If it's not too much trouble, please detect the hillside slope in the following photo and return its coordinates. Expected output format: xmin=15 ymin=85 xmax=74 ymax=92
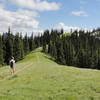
xmin=0 ymin=48 xmax=100 ymax=100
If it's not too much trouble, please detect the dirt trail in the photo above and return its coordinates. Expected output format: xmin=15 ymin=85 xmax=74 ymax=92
xmin=0 ymin=63 xmax=33 ymax=83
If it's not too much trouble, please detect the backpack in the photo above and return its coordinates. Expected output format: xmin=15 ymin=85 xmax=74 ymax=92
xmin=10 ymin=61 xmax=14 ymax=67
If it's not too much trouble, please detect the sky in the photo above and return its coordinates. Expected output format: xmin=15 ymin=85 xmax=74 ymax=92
xmin=0 ymin=0 xmax=100 ymax=35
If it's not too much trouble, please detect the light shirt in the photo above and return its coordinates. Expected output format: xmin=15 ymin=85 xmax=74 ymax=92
xmin=10 ymin=59 xmax=15 ymax=63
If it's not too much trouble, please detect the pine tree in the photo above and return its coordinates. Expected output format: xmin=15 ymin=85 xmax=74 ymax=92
xmin=43 ymin=30 xmax=50 ymax=44
xmin=52 ymin=42 xmax=57 ymax=59
xmin=29 ymin=33 xmax=35 ymax=51
xmin=2 ymin=33 xmax=6 ymax=62
xmin=56 ymin=36 xmax=66 ymax=64
xmin=42 ymin=40 xmax=46 ymax=52
xmin=20 ymin=33 xmax=24 ymax=59
xmin=23 ymin=34 xmax=29 ymax=55
xmin=60 ymin=29 xmax=64 ymax=35
xmin=0 ymin=35 xmax=4 ymax=65
xmin=5 ymin=28 xmax=13 ymax=64
xmin=77 ymin=48 xmax=86 ymax=67
xmin=13 ymin=33 xmax=21 ymax=62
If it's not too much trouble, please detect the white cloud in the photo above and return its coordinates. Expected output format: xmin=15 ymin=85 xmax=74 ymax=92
xmin=2 ymin=0 xmax=60 ymax=11
xmin=0 ymin=8 xmax=39 ymax=34
xmin=71 ymin=11 xmax=88 ymax=16
xmin=54 ymin=22 xmax=80 ymax=32
xmin=32 ymin=30 xmax=44 ymax=36
xmin=0 ymin=0 xmax=60 ymax=35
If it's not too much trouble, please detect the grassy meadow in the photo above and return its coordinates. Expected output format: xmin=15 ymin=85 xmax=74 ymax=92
xmin=0 ymin=48 xmax=100 ymax=100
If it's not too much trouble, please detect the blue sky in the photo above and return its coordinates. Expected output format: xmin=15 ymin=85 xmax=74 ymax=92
xmin=0 ymin=0 xmax=100 ymax=35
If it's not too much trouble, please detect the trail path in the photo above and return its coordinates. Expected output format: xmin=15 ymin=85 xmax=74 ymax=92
xmin=0 ymin=63 xmax=33 ymax=83
xmin=36 ymin=53 xmax=40 ymax=64
xmin=0 ymin=48 xmax=40 ymax=83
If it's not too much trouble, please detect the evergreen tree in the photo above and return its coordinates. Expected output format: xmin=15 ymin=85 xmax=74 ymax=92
xmin=56 ymin=36 xmax=66 ymax=64
xmin=2 ymin=33 xmax=6 ymax=62
xmin=77 ymin=48 xmax=86 ymax=67
xmin=42 ymin=40 xmax=46 ymax=52
xmin=20 ymin=33 xmax=24 ymax=59
xmin=23 ymin=34 xmax=29 ymax=55
xmin=29 ymin=33 xmax=35 ymax=51
xmin=0 ymin=35 xmax=4 ymax=65
xmin=52 ymin=42 xmax=57 ymax=59
xmin=60 ymin=29 xmax=64 ymax=35
xmin=43 ymin=30 xmax=50 ymax=44
xmin=5 ymin=28 xmax=13 ymax=64
xmin=13 ymin=33 xmax=21 ymax=62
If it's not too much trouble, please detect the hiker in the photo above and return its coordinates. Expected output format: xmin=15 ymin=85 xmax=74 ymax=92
xmin=9 ymin=57 xmax=15 ymax=75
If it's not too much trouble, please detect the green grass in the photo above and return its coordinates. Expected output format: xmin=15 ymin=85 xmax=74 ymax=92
xmin=64 ymin=33 xmax=72 ymax=36
xmin=60 ymin=33 xmax=72 ymax=38
xmin=0 ymin=48 xmax=100 ymax=100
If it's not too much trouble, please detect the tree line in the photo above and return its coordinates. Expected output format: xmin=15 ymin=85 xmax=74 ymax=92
xmin=1 ymin=27 xmax=100 ymax=70
xmin=0 ymin=28 xmax=42 ymax=66
xmin=42 ymin=29 xmax=100 ymax=70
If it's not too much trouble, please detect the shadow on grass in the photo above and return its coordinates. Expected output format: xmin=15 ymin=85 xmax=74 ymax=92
xmin=43 ymin=53 xmax=67 ymax=65
xmin=8 ymin=75 xmax=18 ymax=80
xmin=0 ymin=75 xmax=5 ymax=79
xmin=38 ymin=49 xmax=100 ymax=70
xmin=43 ymin=55 xmax=56 ymax=62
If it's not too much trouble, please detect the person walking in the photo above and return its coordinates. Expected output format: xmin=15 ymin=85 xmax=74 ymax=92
xmin=9 ymin=57 xmax=15 ymax=75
